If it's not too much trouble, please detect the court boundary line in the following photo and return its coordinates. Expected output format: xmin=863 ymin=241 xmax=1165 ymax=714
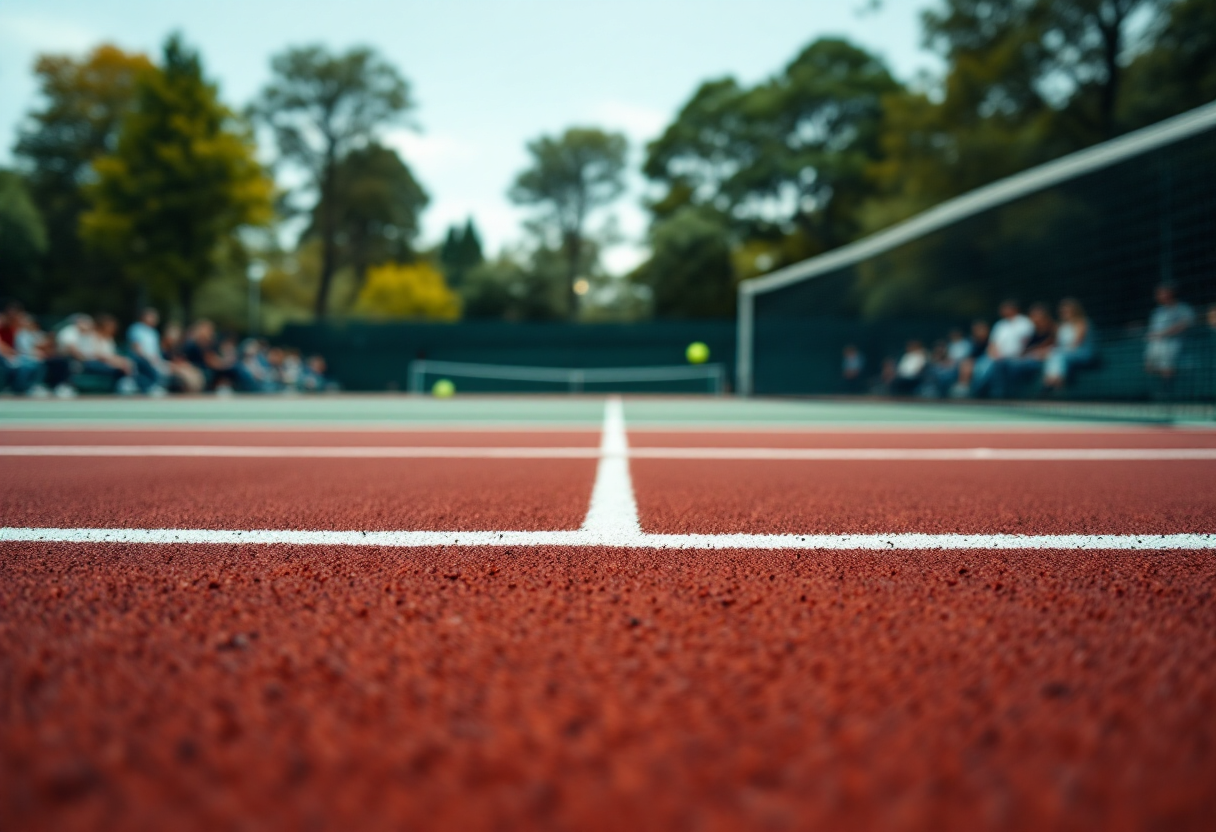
xmin=3 ymin=398 xmax=1214 ymax=551
xmin=3 ymin=445 xmax=1216 ymax=461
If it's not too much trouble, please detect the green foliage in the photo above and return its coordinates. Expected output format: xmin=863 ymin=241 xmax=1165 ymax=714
xmin=353 ymin=261 xmax=460 ymax=320
xmin=439 ymin=219 xmax=485 ymax=288
xmin=509 ymin=127 xmax=628 ymax=316
xmin=645 ymin=39 xmax=898 ymax=257
xmin=13 ymin=44 xmax=153 ymax=312
xmin=460 ymin=251 xmax=567 ymax=321
xmin=632 ymin=208 xmax=736 ymax=319
xmin=307 ymin=142 xmax=429 ymax=288
xmin=0 ymin=171 xmax=48 ymax=300
xmin=1122 ymin=0 xmax=1216 ymax=127
xmin=254 ymin=45 xmax=412 ymax=318
xmin=80 ymin=35 xmax=272 ymax=318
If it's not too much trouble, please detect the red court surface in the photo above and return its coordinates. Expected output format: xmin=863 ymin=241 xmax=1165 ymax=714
xmin=3 ymin=543 xmax=1214 ymax=831
xmin=632 ymin=459 xmax=1216 ymax=534
xmin=0 ymin=458 xmax=595 ymax=531
xmin=3 ymin=415 xmax=1216 ymax=831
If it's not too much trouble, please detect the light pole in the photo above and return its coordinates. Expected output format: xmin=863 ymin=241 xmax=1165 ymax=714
xmin=247 ymin=261 xmax=266 ymax=336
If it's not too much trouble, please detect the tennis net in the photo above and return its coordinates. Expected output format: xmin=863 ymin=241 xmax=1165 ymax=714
xmin=408 ymin=360 xmax=727 ymax=395
xmin=737 ymin=101 xmax=1216 ymax=403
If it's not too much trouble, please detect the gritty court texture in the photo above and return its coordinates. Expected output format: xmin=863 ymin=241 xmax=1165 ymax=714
xmin=2 ymin=396 xmax=1215 ymax=831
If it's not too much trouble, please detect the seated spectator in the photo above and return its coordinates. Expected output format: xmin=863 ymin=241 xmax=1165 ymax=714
xmin=160 ymin=321 xmax=206 ymax=393
xmin=234 ymin=339 xmax=278 ymax=393
xmin=7 ymin=312 xmax=50 ymax=395
xmin=971 ymin=301 xmax=1033 ymax=398
xmin=126 ymin=308 xmax=169 ymax=395
xmin=92 ymin=314 xmax=144 ymax=393
xmin=50 ymin=314 xmax=135 ymax=394
xmin=891 ymin=340 xmax=928 ymax=396
xmin=1042 ymin=298 xmax=1096 ymax=391
xmin=951 ymin=320 xmax=989 ymax=396
xmin=182 ymin=319 xmax=237 ymax=391
xmin=874 ymin=356 xmax=898 ymax=395
xmin=1003 ymin=302 xmax=1056 ymax=389
xmin=301 ymin=355 xmax=332 ymax=392
xmin=1144 ymin=283 xmax=1195 ymax=385
xmin=841 ymin=344 xmax=865 ymax=393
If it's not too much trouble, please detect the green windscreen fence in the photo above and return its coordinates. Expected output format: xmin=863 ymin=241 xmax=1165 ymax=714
xmin=739 ymin=103 xmax=1216 ymax=402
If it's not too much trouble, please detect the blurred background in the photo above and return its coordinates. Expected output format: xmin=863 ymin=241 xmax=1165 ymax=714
xmin=1 ymin=0 xmax=1214 ymax=399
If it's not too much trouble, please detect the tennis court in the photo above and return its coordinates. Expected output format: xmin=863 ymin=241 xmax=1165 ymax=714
xmin=3 ymin=395 xmax=1215 ymax=830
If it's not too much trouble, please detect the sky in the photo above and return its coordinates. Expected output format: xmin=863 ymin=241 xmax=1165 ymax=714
xmin=0 ymin=0 xmax=941 ymax=273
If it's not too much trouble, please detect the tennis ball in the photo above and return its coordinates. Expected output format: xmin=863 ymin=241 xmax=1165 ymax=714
xmin=431 ymin=378 xmax=456 ymax=398
xmin=686 ymin=341 xmax=710 ymax=364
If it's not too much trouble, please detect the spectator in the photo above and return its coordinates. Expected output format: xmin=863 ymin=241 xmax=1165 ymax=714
xmin=971 ymin=301 xmax=1034 ymax=398
xmin=1042 ymin=298 xmax=1096 ymax=391
xmin=302 ymin=355 xmax=332 ymax=392
xmin=160 ymin=321 xmax=206 ymax=393
xmin=234 ymin=339 xmax=278 ymax=392
xmin=0 ymin=301 xmax=22 ymax=351
xmin=182 ymin=320 xmax=237 ymax=391
xmin=841 ymin=344 xmax=865 ymax=393
xmin=1144 ymin=283 xmax=1195 ymax=384
xmin=891 ymin=340 xmax=928 ymax=395
xmin=6 ymin=312 xmax=50 ymax=395
xmin=875 ymin=356 xmax=897 ymax=395
xmin=951 ymin=320 xmax=990 ymax=397
xmin=92 ymin=315 xmax=142 ymax=393
xmin=1207 ymin=303 xmax=1216 ymax=330
xmin=1003 ymin=302 xmax=1056 ymax=389
xmin=126 ymin=308 xmax=169 ymax=396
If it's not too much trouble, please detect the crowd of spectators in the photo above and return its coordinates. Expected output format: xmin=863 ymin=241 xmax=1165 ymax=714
xmin=1 ymin=304 xmax=334 ymax=397
xmin=849 ymin=284 xmax=1208 ymax=399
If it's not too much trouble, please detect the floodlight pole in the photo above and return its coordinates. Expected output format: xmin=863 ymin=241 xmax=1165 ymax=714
xmin=736 ymin=286 xmax=754 ymax=397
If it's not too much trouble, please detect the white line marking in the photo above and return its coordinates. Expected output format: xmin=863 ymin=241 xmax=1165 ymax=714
xmin=1 ymin=528 xmax=1213 ymax=550
xmin=579 ymin=397 xmax=643 ymax=543
xmin=2 ymin=446 xmax=1215 ymax=461
xmin=628 ymin=447 xmax=1216 ymax=461
xmin=0 ymin=446 xmax=600 ymax=459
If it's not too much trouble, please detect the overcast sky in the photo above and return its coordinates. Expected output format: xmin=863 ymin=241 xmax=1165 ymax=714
xmin=0 ymin=0 xmax=940 ymax=272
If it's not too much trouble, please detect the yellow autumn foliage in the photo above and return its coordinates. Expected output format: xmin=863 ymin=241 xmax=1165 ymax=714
xmin=353 ymin=261 xmax=461 ymax=320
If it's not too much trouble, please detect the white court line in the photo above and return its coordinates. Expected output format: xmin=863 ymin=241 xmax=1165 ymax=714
xmin=2 ymin=446 xmax=1216 ymax=461
xmin=1 ymin=528 xmax=1214 ymax=550
xmin=580 ymin=397 xmax=644 ymax=543
xmin=2 ymin=398 xmax=1214 ymax=551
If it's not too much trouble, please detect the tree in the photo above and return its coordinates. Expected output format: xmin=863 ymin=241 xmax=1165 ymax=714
xmin=509 ymin=127 xmax=627 ymax=316
xmin=438 ymin=218 xmax=484 ymax=288
xmin=1122 ymin=0 xmax=1216 ymax=127
xmin=632 ymin=208 xmax=736 ymax=318
xmin=353 ymin=261 xmax=460 ymax=320
xmin=0 ymin=171 xmax=48 ymax=301
xmin=80 ymin=35 xmax=273 ymax=318
xmin=254 ymin=45 xmax=412 ymax=317
xmin=13 ymin=44 xmax=153 ymax=312
xmin=307 ymin=142 xmax=428 ymax=290
xmin=645 ymin=39 xmax=898 ymax=258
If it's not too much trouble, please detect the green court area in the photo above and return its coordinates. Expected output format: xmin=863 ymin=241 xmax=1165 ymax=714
xmin=1 ymin=395 xmax=1204 ymax=429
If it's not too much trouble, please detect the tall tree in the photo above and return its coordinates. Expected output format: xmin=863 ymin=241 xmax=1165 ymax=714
xmin=253 ymin=45 xmax=412 ymax=317
xmin=0 ymin=171 xmax=48 ymax=301
xmin=509 ymin=127 xmax=627 ymax=317
xmin=632 ymin=207 xmax=736 ymax=318
xmin=439 ymin=218 xmax=484 ymax=289
xmin=307 ymin=142 xmax=428 ymax=292
xmin=1122 ymin=0 xmax=1216 ymax=127
xmin=13 ymin=44 xmax=152 ymax=312
xmin=80 ymin=35 xmax=273 ymax=318
xmin=645 ymin=39 xmax=897 ymax=258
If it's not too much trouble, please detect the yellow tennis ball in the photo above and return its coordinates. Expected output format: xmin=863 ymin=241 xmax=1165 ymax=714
xmin=686 ymin=341 xmax=710 ymax=364
xmin=431 ymin=379 xmax=456 ymax=398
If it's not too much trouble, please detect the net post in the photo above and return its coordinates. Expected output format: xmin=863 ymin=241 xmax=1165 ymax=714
xmin=408 ymin=361 xmax=425 ymax=395
xmin=571 ymin=370 xmax=584 ymax=394
xmin=736 ymin=286 xmax=754 ymax=396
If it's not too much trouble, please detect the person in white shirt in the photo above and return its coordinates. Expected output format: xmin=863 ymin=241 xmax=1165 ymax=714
xmin=127 ymin=307 xmax=169 ymax=393
xmin=890 ymin=340 xmax=928 ymax=395
xmin=1144 ymin=284 xmax=1194 ymax=382
xmin=970 ymin=300 xmax=1034 ymax=398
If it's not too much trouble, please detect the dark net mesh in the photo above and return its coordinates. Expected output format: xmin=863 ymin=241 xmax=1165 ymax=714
xmin=749 ymin=118 xmax=1216 ymax=402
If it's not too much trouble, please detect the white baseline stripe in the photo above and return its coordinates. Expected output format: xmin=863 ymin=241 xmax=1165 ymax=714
xmin=1 ymin=528 xmax=1214 ymax=550
xmin=0 ymin=445 xmax=600 ymax=459
xmin=2 ymin=446 xmax=1215 ymax=461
